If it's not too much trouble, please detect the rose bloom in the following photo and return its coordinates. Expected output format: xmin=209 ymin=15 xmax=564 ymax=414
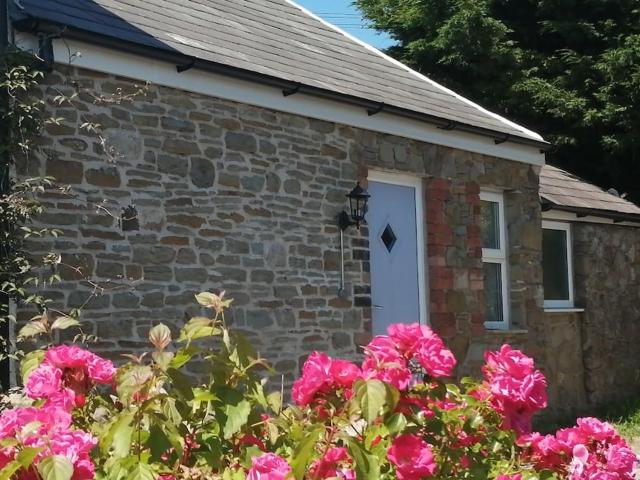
xmin=362 ymin=336 xmax=412 ymax=390
xmin=309 ymin=447 xmax=354 ymax=480
xmin=25 ymin=363 xmax=63 ymax=399
xmin=45 ymin=345 xmax=116 ymax=385
xmin=387 ymin=323 xmax=429 ymax=356
xmin=387 ymin=434 xmax=437 ymax=480
xmin=291 ymin=352 xmax=333 ymax=406
xmin=330 ymin=360 xmax=362 ymax=389
xmin=247 ymin=453 xmax=291 ymax=480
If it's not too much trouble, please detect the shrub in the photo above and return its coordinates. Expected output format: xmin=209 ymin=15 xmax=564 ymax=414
xmin=0 ymin=292 xmax=635 ymax=480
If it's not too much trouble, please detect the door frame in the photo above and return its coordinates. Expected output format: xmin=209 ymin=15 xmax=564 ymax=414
xmin=367 ymin=170 xmax=428 ymax=326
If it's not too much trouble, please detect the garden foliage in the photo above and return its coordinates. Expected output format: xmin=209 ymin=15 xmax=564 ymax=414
xmin=0 ymin=292 xmax=635 ymax=480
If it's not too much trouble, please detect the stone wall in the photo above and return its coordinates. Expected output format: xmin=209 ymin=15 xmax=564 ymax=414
xmin=573 ymin=223 xmax=640 ymax=408
xmin=17 ymin=65 xmax=544 ymax=388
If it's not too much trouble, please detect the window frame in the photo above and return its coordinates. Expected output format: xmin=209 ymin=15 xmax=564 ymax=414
xmin=542 ymin=220 xmax=574 ymax=309
xmin=480 ymin=191 xmax=510 ymax=330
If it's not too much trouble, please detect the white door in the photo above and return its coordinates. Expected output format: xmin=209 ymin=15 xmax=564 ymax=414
xmin=367 ymin=173 xmax=426 ymax=336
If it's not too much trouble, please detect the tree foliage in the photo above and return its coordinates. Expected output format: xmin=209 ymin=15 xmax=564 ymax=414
xmin=355 ymin=0 xmax=640 ymax=200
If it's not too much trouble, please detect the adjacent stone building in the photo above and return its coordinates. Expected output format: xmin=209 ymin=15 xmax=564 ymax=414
xmin=6 ymin=0 xmax=640 ymax=418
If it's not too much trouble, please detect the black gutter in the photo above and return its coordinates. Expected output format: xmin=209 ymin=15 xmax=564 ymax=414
xmin=13 ymin=17 xmax=551 ymax=152
xmin=542 ymin=202 xmax=640 ymax=224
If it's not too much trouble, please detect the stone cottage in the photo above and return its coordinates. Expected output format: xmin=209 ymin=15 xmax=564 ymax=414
xmin=3 ymin=0 xmax=638 ymax=417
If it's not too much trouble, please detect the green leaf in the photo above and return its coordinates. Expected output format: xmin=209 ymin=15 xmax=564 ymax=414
xmin=290 ymin=426 xmax=324 ymax=480
xmin=195 ymin=292 xmax=218 ymax=307
xmin=169 ymin=345 xmax=199 ymax=369
xmin=100 ymin=413 xmax=134 ymax=457
xmin=37 ymin=456 xmax=73 ymax=480
xmin=20 ymin=350 xmax=45 ymax=384
xmin=16 ymin=447 xmax=41 ymax=468
xmin=116 ymin=365 xmax=153 ymax=401
xmin=50 ymin=316 xmax=80 ymax=331
xmin=223 ymin=399 xmax=251 ymax=439
xmin=149 ymin=323 xmax=172 ymax=350
xmin=151 ymin=351 xmax=174 ymax=371
xmin=267 ymin=391 xmax=282 ymax=414
xmin=17 ymin=320 xmax=47 ymax=340
xmin=385 ymin=412 xmax=407 ymax=435
xmin=129 ymin=463 xmax=156 ymax=480
xmin=355 ymin=379 xmax=388 ymax=424
xmin=167 ymin=368 xmax=194 ymax=401
xmin=347 ymin=440 xmax=380 ymax=480
xmin=0 ymin=461 xmax=21 ymax=480
xmin=178 ymin=317 xmax=221 ymax=343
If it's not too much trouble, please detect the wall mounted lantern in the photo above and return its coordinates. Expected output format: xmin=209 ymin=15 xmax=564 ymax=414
xmin=337 ymin=182 xmax=370 ymax=296
xmin=338 ymin=182 xmax=370 ymax=231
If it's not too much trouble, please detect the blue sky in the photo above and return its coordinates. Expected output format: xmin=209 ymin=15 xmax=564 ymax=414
xmin=294 ymin=0 xmax=394 ymax=49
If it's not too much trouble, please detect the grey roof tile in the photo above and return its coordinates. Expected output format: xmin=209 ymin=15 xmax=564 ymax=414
xmin=13 ymin=0 xmax=545 ymax=144
xmin=540 ymin=165 xmax=640 ymax=216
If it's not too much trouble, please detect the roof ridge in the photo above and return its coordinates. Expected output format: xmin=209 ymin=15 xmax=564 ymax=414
xmin=284 ymin=0 xmax=543 ymax=142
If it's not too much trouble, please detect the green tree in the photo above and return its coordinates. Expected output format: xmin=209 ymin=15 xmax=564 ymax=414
xmin=355 ymin=0 xmax=640 ymax=200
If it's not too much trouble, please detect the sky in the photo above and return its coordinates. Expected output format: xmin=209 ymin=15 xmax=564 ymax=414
xmin=294 ymin=0 xmax=394 ymax=49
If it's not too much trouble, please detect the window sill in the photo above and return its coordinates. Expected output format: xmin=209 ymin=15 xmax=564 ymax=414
xmin=544 ymin=307 xmax=585 ymax=313
xmin=484 ymin=328 xmax=529 ymax=335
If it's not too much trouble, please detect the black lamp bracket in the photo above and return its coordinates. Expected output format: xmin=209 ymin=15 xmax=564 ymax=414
xmin=338 ymin=211 xmax=356 ymax=231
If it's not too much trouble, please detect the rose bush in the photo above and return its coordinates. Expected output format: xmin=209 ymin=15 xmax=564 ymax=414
xmin=0 ymin=292 xmax=635 ymax=480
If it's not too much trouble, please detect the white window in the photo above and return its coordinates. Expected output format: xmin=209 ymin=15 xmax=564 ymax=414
xmin=542 ymin=221 xmax=574 ymax=309
xmin=480 ymin=191 xmax=509 ymax=329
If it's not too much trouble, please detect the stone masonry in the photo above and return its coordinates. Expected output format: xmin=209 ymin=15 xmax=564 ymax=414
xmin=17 ymin=65 xmax=548 ymax=395
xmin=572 ymin=223 xmax=640 ymax=408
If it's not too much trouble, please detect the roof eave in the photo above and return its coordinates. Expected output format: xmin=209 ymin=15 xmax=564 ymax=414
xmin=13 ymin=16 xmax=551 ymax=152
xmin=541 ymin=200 xmax=640 ymax=224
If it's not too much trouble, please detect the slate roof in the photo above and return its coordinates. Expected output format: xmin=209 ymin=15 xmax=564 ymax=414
xmin=11 ymin=0 xmax=546 ymax=147
xmin=540 ymin=165 xmax=640 ymax=218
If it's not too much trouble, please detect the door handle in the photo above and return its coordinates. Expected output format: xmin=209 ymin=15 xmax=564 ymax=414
xmin=372 ymin=304 xmax=383 ymax=309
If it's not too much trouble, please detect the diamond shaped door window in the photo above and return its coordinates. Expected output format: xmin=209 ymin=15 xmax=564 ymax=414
xmin=381 ymin=224 xmax=397 ymax=252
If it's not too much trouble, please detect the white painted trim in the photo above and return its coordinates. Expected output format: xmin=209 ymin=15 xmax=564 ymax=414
xmin=285 ymin=0 xmax=545 ymax=143
xmin=542 ymin=209 xmax=640 ymax=227
xmin=480 ymin=191 xmax=510 ymax=330
xmin=367 ymin=171 xmax=428 ymax=327
xmin=542 ymin=220 xmax=575 ymax=309
xmin=14 ymin=33 xmax=545 ymax=166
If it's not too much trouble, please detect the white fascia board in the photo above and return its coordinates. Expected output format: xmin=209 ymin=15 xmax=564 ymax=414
xmin=16 ymin=33 xmax=545 ymax=166
xmin=542 ymin=209 xmax=640 ymax=228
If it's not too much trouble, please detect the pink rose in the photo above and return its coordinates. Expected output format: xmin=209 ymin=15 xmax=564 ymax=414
xmin=575 ymin=417 xmax=617 ymax=442
xmin=309 ymin=447 xmax=354 ymax=479
xmin=387 ymin=323 xmax=429 ymax=356
xmin=247 ymin=453 xmax=291 ymax=480
xmin=330 ymin=360 xmax=362 ymax=389
xmin=46 ymin=345 xmax=116 ymax=385
xmin=25 ymin=363 xmax=63 ymax=399
xmin=387 ymin=434 xmax=437 ymax=480
xmin=482 ymin=345 xmax=547 ymax=434
xmin=496 ymin=475 xmax=522 ymax=480
xmin=415 ymin=337 xmax=456 ymax=378
xmin=484 ymin=345 xmax=534 ymax=380
xmin=605 ymin=443 xmax=637 ymax=474
xmin=291 ymin=352 xmax=333 ymax=406
xmin=363 ymin=336 xmax=412 ymax=390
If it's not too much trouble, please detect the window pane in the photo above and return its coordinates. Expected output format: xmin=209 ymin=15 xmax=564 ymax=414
xmin=481 ymin=200 xmax=500 ymax=249
xmin=484 ymin=262 xmax=504 ymax=323
xmin=543 ymin=228 xmax=570 ymax=300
